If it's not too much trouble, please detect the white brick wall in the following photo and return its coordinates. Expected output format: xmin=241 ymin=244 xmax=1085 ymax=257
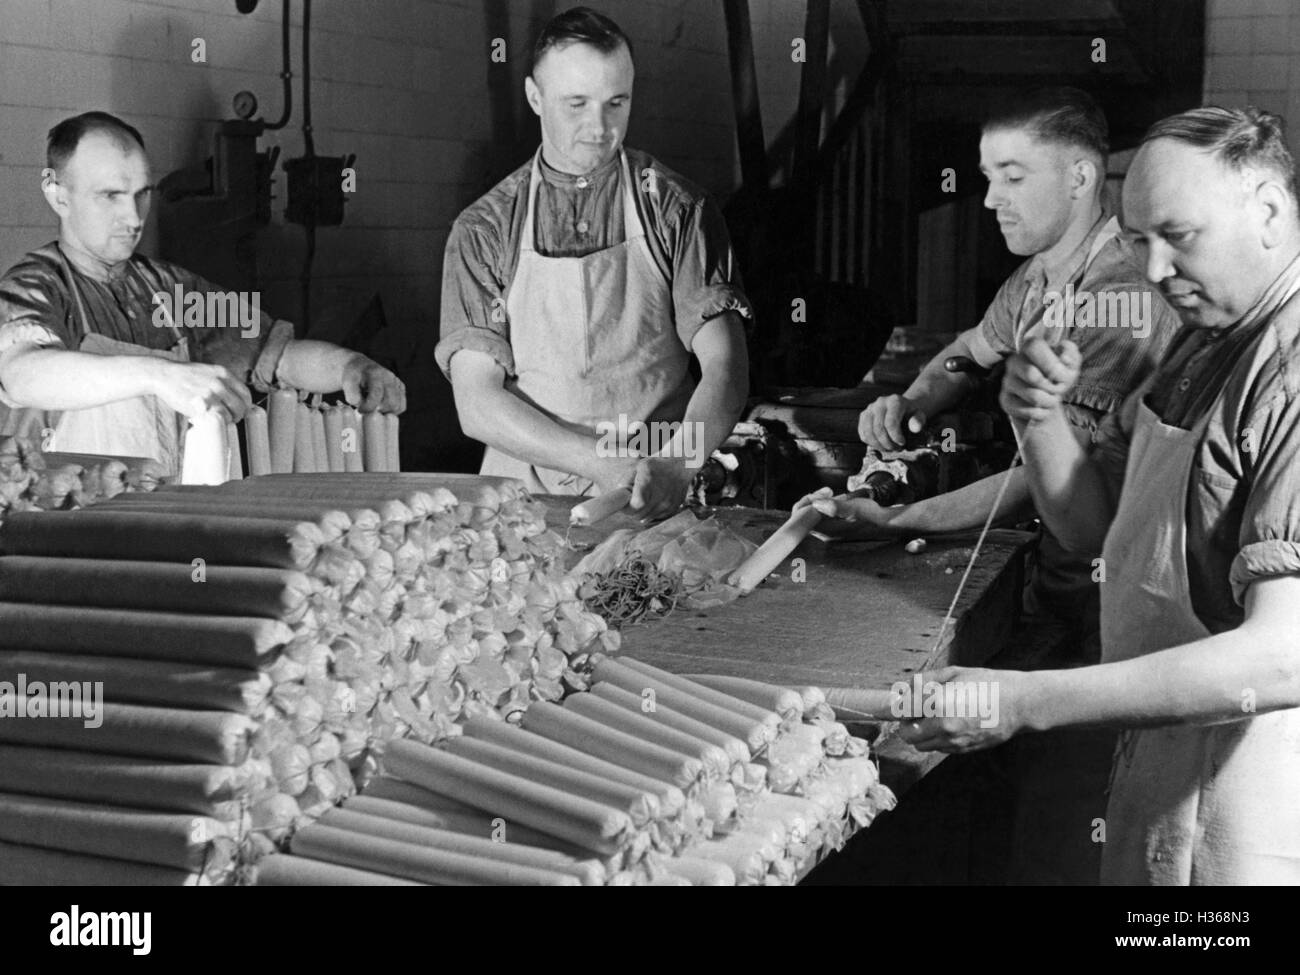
xmin=1204 ymin=0 xmax=1300 ymax=158
xmin=0 ymin=0 xmax=770 ymax=339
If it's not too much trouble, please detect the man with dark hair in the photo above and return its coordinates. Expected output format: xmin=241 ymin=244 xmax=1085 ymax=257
xmin=437 ymin=6 xmax=749 ymax=521
xmin=0 ymin=111 xmax=404 ymax=475
xmin=803 ymin=88 xmax=1177 ymax=886
xmin=916 ymin=105 xmax=1300 ymax=884
xmin=818 ymin=86 xmax=1178 ymax=656
xmin=46 ymin=111 xmax=146 ymax=175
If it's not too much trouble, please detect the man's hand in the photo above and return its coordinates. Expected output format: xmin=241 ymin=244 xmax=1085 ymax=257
xmin=1000 ymin=338 xmax=1081 ymax=427
xmin=794 ymin=486 xmax=904 ymax=540
xmin=858 ymin=394 xmax=926 ymax=451
xmin=341 ymin=356 xmax=406 ymax=414
xmin=895 ymin=666 xmax=1038 ymax=754
xmin=149 ymin=360 xmax=252 ymax=422
xmin=592 ymin=456 xmax=691 ymax=522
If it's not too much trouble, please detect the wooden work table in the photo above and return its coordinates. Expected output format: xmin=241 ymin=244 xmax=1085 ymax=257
xmin=538 ymin=496 xmax=1035 ymax=795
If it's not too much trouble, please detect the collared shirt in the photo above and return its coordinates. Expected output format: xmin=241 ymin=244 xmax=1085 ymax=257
xmin=958 ymin=210 xmax=1179 ymax=636
xmin=967 ymin=210 xmax=1180 ymax=431
xmin=1094 ymin=263 xmax=1300 ymax=634
xmin=434 ymin=146 xmax=751 ymax=377
xmin=0 ymin=242 xmax=292 ymax=406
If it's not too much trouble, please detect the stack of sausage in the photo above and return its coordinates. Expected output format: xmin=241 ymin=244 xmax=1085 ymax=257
xmin=243 ymin=390 xmax=400 ymax=476
xmin=257 ymin=659 xmax=896 ymax=886
xmin=1 ymin=434 xmax=163 ymax=521
xmin=0 ymin=473 xmax=619 ymax=885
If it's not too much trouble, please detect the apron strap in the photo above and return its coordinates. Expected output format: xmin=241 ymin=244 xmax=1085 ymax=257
xmin=53 ymin=244 xmax=94 ymax=345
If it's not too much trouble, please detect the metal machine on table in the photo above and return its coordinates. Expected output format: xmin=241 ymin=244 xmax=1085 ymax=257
xmin=691 ymin=330 xmax=1016 ymax=512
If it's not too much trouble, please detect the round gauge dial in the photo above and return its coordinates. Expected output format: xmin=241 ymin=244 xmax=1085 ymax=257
xmin=232 ymin=90 xmax=259 ymax=120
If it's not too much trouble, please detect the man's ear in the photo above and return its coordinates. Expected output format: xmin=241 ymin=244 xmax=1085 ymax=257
xmin=524 ymin=75 xmax=542 ymax=118
xmin=1255 ymin=178 xmax=1293 ymax=248
xmin=40 ymin=168 xmax=64 ymax=215
xmin=1073 ymin=157 xmax=1099 ymax=199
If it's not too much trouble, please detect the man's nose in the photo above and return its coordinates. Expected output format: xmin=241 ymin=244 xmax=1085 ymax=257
xmin=1145 ymin=241 xmax=1175 ymax=286
xmin=983 ymin=183 xmax=1004 ymax=210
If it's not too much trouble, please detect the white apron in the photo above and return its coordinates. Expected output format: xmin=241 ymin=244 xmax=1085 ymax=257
xmin=1099 ymin=391 xmax=1300 ymax=884
xmin=0 ymin=247 xmax=190 ymax=475
xmin=480 ymin=149 xmax=694 ymax=495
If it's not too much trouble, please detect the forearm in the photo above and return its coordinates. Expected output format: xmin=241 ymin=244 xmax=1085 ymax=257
xmin=0 ymin=346 xmax=157 ymax=410
xmin=1028 ymin=625 xmax=1300 ymax=732
xmin=1017 ymin=411 xmax=1113 ymax=551
xmin=902 ymin=337 xmax=980 ymax=416
xmin=458 ymin=384 xmax=603 ymax=479
xmin=890 ymin=467 xmax=1035 ymax=534
xmin=273 ymin=340 xmax=364 ymax=393
xmin=668 ymin=338 xmax=748 ymax=470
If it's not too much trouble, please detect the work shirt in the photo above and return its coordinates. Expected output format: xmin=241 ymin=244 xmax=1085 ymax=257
xmin=962 ymin=211 xmax=1179 ymax=639
xmin=435 ymin=147 xmax=750 ymax=377
xmin=0 ymin=242 xmax=293 ymax=406
xmin=968 ymin=210 xmax=1180 ymax=429
xmin=1094 ymin=261 xmax=1300 ymax=634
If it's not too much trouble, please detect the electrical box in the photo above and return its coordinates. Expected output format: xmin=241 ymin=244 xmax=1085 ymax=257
xmin=283 ymin=153 xmax=355 ymax=227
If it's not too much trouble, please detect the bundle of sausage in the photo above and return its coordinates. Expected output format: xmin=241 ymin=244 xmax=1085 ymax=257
xmin=257 ymin=658 xmax=896 ymax=885
xmin=0 ymin=474 xmax=618 ymax=884
xmin=243 ymin=390 xmax=400 ymax=476
xmin=1 ymin=434 xmax=162 ymax=523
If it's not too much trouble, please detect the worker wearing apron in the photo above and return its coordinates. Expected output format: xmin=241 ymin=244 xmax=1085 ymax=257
xmin=897 ymin=106 xmax=1300 ymax=885
xmin=1098 ymin=266 xmax=1300 ymax=885
xmin=479 ymin=148 xmax=692 ymax=496
xmin=437 ymin=8 xmax=750 ymax=520
xmin=0 ymin=246 xmax=191 ymax=474
xmin=0 ymin=112 xmax=405 ymax=479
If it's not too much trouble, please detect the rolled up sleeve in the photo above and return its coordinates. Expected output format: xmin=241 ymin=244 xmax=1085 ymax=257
xmin=1229 ymin=386 xmax=1300 ymax=603
xmin=435 ymin=219 xmax=515 ymax=378
xmin=668 ymin=198 xmax=751 ymax=351
xmin=970 ymin=274 xmax=1022 ymax=368
xmin=0 ymin=266 xmax=73 ymax=407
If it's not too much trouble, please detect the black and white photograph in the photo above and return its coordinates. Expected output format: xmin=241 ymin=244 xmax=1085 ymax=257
xmin=0 ymin=0 xmax=1291 ymax=942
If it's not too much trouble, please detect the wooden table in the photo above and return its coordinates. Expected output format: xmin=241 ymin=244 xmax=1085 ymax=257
xmin=539 ymin=497 xmax=1034 ymax=793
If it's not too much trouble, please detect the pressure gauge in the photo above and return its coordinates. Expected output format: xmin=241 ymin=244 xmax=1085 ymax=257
xmin=233 ymin=90 xmax=259 ymax=121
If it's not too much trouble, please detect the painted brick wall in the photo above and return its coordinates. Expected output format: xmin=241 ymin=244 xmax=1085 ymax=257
xmin=0 ymin=0 xmax=844 ymax=467
xmin=1203 ymin=0 xmax=1300 ymax=155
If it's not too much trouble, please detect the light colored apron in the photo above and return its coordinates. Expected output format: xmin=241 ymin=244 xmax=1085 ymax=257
xmin=480 ymin=149 xmax=694 ymax=495
xmin=0 ymin=248 xmax=190 ymax=476
xmin=1099 ymin=324 xmax=1300 ymax=884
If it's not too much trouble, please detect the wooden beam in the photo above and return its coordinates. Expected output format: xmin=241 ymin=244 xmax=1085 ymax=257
xmin=896 ymin=35 xmax=1146 ymax=81
xmin=792 ymin=0 xmax=832 ymax=186
xmin=722 ymin=0 xmax=768 ymax=193
xmin=888 ymin=0 xmax=1121 ymax=28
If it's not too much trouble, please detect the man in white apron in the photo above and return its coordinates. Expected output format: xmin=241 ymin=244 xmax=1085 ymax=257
xmin=903 ymin=106 xmax=1300 ymax=885
xmin=436 ymin=8 xmax=749 ymax=522
xmin=0 ymin=112 xmax=405 ymax=477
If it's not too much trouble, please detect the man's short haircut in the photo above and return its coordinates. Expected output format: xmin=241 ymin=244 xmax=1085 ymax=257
xmin=1142 ymin=105 xmax=1299 ymax=203
xmin=530 ymin=6 xmax=633 ymax=76
xmin=983 ymin=86 xmax=1110 ymax=162
xmin=46 ymin=111 xmax=146 ymax=174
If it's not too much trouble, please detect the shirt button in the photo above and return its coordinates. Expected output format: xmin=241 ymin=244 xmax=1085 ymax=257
xmin=575 ymin=177 xmax=589 ymax=189
xmin=577 ymin=220 xmax=590 ymax=234
xmin=1178 ymin=377 xmax=1192 ymax=391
